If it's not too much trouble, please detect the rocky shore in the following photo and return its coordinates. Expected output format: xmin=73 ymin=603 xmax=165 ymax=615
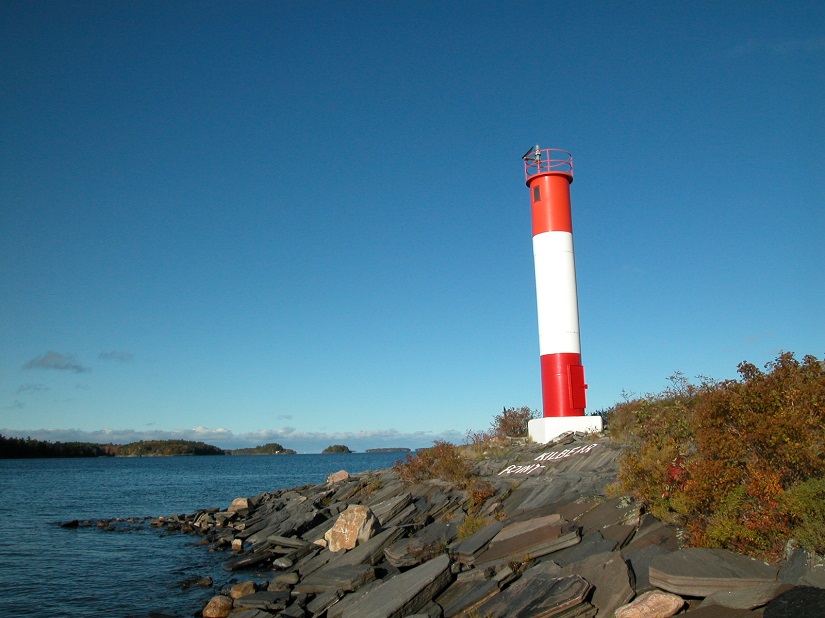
xmin=104 ymin=433 xmax=825 ymax=616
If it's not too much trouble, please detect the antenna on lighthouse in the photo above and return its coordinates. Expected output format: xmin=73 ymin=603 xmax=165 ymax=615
xmin=522 ymin=146 xmax=603 ymax=443
xmin=522 ymin=145 xmax=541 ymax=162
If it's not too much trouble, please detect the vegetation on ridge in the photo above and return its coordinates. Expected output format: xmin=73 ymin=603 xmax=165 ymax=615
xmin=606 ymin=351 xmax=825 ymax=561
xmin=0 ymin=435 xmax=115 ymax=458
xmin=392 ymin=408 xmax=536 ymax=513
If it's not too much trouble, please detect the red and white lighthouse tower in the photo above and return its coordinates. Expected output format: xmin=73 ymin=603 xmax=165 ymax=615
xmin=522 ymin=146 xmax=602 ymax=443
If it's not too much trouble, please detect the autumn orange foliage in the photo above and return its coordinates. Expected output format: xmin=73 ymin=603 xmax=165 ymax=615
xmin=609 ymin=352 xmax=825 ymax=561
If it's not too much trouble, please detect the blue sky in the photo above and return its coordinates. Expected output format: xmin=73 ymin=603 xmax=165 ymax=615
xmin=1 ymin=1 xmax=822 ymax=453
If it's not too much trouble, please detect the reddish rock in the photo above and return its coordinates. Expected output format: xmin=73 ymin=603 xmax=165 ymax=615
xmin=202 ymin=595 xmax=233 ymax=618
xmin=229 ymin=580 xmax=257 ymax=599
xmin=328 ymin=470 xmax=350 ymax=484
xmin=325 ymin=505 xmax=380 ymax=552
xmin=227 ymin=497 xmax=250 ymax=512
xmin=614 ymin=590 xmax=685 ymax=618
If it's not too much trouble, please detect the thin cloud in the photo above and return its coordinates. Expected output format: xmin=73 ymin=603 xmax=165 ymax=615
xmin=23 ymin=351 xmax=89 ymax=374
xmin=0 ymin=426 xmax=465 ymax=453
xmin=99 ymin=350 xmax=134 ymax=363
xmin=16 ymin=383 xmax=49 ymax=395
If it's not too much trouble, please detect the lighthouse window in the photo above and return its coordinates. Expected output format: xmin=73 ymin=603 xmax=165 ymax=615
xmin=533 ymin=186 xmax=541 ymax=202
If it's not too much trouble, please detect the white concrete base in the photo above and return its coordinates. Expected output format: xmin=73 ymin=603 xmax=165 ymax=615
xmin=528 ymin=415 xmax=604 ymax=444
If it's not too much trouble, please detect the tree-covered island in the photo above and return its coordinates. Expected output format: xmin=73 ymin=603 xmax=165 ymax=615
xmin=322 ymin=444 xmax=352 ymax=453
xmin=115 ymin=440 xmax=225 ymax=456
xmin=229 ymin=442 xmax=297 ymax=455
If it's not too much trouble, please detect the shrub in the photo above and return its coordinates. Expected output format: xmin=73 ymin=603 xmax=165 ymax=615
xmin=393 ymin=440 xmax=497 ymax=513
xmin=457 ymin=514 xmax=488 ymax=540
xmin=491 ymin=406 xmax=540 ymax=439
xmin=393 ymin=440 xmax=473 ymax=487
xmin=613 ymin=352 xmax=825 ymax=561
xmin=783 ymin=477 xmax=825 ymax=554
xmin=465 ymin=406 xmax=540 ymax=456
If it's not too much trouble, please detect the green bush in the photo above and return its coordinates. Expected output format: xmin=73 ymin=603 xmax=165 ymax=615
xmin=783 ymin=477 xmax=825 ymax=554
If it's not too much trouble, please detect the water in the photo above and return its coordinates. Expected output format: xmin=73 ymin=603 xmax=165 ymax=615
xmin=0 ymin=452 xmax=404 ymax=617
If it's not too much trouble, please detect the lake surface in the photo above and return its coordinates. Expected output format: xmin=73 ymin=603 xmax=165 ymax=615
xmin=0 ymin=452 xmax=405 ymax=617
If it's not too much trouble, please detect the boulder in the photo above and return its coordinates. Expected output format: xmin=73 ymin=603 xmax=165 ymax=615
xmin=202 ymin=595 xmax=233 ymax=618
xmin=614 ymin=590 xmax=685 ymax=618
xmin=229 ymin=580 xmax=257 ymax=599
xmin=328 ymin=470 xmax=350 ymax=484
xmin=228 ymin=497 xmax=251 ymax=513
xmin=325 ymin=505 xmax=381 ymax=552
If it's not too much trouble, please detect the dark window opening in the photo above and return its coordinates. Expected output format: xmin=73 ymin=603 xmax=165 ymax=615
xmin=533 ymin=186 xmax=541 ymax=202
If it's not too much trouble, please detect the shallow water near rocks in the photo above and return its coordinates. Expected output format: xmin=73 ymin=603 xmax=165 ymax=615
xmin=0 ymin=452 xmax=403 ymax=617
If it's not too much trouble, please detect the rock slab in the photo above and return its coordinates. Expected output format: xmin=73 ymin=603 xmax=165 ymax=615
xmin=649 ymin=547 xmax=779 ymax=597
xmin=341 ymin=554 xmax=452 ymax=618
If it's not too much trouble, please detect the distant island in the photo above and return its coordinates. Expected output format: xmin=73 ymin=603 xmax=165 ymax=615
xmin=229 ymin=442 xmax=297 ymax=455
xmin=0 ymin=434 xmax=115 ymax=458
xmin=322 ymin=444 xmax=352 ymax=454
xmin=0 ymin=435 xmax=228 ymax=458
xmin=115 ymin=440 xmax=225 ymax=457
xmin=365 ymin=447 xmax=411 ymax=453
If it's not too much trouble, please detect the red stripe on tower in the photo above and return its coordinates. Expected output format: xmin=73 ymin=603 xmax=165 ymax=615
xmin=522 ymin=147 xmax=601 ymax=442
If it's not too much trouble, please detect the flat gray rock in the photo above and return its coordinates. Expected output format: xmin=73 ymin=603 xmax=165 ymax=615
xmin=403 ymin=600 xmax=444 ymax=617
xmin=560 ymin=551 xmax=634 ymax=616
xmin=473 ymin=573 xmax=595 ymax=618
xmin=327 ymin=579 xmax=383 ymax=618
xmin=384 ymin=521 xmax=458 ymax=568
xmin=233 ymin=590 xmax=290 ymax=610
xmin=548 ymin=530 xmax=618 ymax=567
xmin=474 ymin=520 xmax=580 ymax=568
xmin=452 ymin=520 xmax=505 ymax=565
xmin=369 ymin=492 xmax=412 ymax=525
xmin=230 ymin=610 xmax=283 ymax=618
xmin=650 ymin=548 xmax=779 ymax=597
xmin=435 ymin=578 xmax=499 ymax=617
xmin=576 ymin=496 xmax=639 ymax=532
xmin=294 ymin=563 xmax=376 ymax=594
xmin=327 ymin=526 xmax=405 ymax=569
xmin=623 ymin=542 xmax=673 ymax=592
xmin=601 ymin=523 xmax=637 ymax=548
xmin=701 ymin=583 xmax=793 ymax=609
xmin=341 ymin=554 xmax=452 ymax=618
xmin=622 ymin=514 xmax=679 ymax=554
xmin=306 ymin=589 xmax=343 ymax=616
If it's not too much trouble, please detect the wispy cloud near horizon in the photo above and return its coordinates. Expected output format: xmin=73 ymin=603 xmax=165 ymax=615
xmin=0 ymin=426 xmax=465 ymax=453
xmin=22 ymin=351 xmax=89 ymax=374
xmin=16 ymin=383 xmax=49 ymax=395
xmin=99 ymin=350 xmax=134 ymax=363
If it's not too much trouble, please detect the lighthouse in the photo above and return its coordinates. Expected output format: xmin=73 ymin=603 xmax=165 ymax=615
xmin=522 ymin=146 xmax=602 ymax=443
